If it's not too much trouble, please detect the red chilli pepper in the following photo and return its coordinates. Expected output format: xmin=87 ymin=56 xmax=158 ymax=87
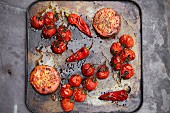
xmin=66 ymin=47 xmax=89 ymax=62
xmin=68 ymin=14 xmax=92 ymax=37
xmin=98 ymin=90 xmax=128 ymax=101
xmin=66 ymin=42 xmax=93 ymax=62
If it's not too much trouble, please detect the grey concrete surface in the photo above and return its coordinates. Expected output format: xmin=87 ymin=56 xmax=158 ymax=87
xmin=0 ymin=0 xmax=170 ymax=113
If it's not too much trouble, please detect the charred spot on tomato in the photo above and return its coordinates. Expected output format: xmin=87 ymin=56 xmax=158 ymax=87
xmin=122 ymin=71 xmax=129 ymax=77
xmin=47 ymin=25 xmax=55 ymax=30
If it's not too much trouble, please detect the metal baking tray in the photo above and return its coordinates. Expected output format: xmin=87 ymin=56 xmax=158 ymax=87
xmin=26 ymin=0 xmax=143 ymax=112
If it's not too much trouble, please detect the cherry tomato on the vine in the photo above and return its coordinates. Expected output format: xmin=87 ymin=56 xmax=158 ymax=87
xmin=69 ymin=74 xmax=82 ymax=87
xmin=60 ymin=84 xmax=73 ymax=98
xmin=110 ymin=55 xmax=122 ymax=71
xmin=57 ymin=25 xmax=72 ymax=42
xmin=119 ymin=34 xmax=134 ymax=48
xmin=84 ymin=77 xmax=98 ymax=91
xmin=120 ymin=48 xmax=135 ymax=62
xmin=30 ymin=15 xmax=45 ymax=30
xmin=51 ymin=40 xmax=67 ymax=54
xmin=81 ymin=63 xmax=95 ymax=77
xmin=42 ymin=24 xmax=57 ymax=39
xmin=73 ymin=88 xmax=86 ymax=102
xmin=61 ymin=98 xmax=74 ymax=112
xmin=110 ymin=42 xmax=123 ymax=55
xmin=120 ymin=64 xmax=134 ymax=79
xmin=96 ymin=64 xmax=110 ymax=79
xmin=44 ymin=12 xmax=58 ymax=25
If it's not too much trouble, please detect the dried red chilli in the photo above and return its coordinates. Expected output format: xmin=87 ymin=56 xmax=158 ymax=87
xmin=67 ymin=13 xmax=92 ymax=37
xmin=98 ymin=90 xmax=128 ymax=101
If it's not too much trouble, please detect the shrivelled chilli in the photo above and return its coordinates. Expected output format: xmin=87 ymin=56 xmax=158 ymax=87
xmin=98 ymin=90 xmax=128 ymax=101
xmin=68 ymin=13 xmax=92 ymax=37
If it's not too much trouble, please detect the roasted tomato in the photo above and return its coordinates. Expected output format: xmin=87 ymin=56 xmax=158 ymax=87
xmin=110 ymin=42 xmax=123 ymax=55
xmin=51 ymin=40 xmax=67 ymax=54
xmin=69 ymin=74 xmax=82 ymax=87
xmin=93 ymin=8 xmax=121 ymax=37
xmin=57 ymin=25 xmax=72 ymax=42
xmin=61 ymin=98 xmax=74 ymax=112
xmin=30 ymin=15 xmax=44 ymax=30
xmin=110 ymin=55 xmax=122 ymax=71
xmin=73 ymin=88 xmax=86 ymax=102
xmin=84 ymin=78 xmax=98 ymax=91
xmin=81 ymin=63 xmax=95 ymax=77
xmin=120 ymin=64 xmax=134 ymax=79
xmin=42 ymin=24 xmax=57 ymax=39
xmin=44 ymin=12 xmax=57 ymax=25
xmin=120 ymin=48 xmax=135 ymax=62
xmin=96 ymin=64 xmax=110 ymax=79
xmin=30 ymin=65 xmax=60 ymax=94
xmin=119 ymin=34 xmax=134 ymax=48
xmin=60 ymin=84 xmax=73 ymax=98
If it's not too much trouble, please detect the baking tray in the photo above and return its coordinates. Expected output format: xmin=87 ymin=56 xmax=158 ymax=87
xmin=26 ymin=0 xmax=143 ymax=113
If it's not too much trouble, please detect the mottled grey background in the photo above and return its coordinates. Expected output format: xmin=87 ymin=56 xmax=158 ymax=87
xmin=0 ymin=0 xmax=170 ymax=113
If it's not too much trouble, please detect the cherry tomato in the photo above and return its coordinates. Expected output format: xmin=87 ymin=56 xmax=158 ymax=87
xmin=60 ymin=84 xmax=73 ymax=98
xmin=51 ymin=40 xmax=67 ymax=54
xmin=110 ymin=42 xmax=123 ymax=55
xmin=110 ymin=55 xmax=122 ymax=71
xmin=44 ymin=12 xmax=57 ymax=25
xmin=120 ymin=64 xmax=134 ymax=79
xmin=57 ymin=25 xmax=72 ymax=42
xmin=81 ymin=63 xmax=95 ymax=77
xmin=119 ymin=34 xmax=134 ymax=48
xmin=120 ymin=48 xmax=135 ymax=62
xmin=84 ymin=78 xmax=98 ymax=91
xmin=42 ymin=24 xmax=57 ymax=39
xmin=30 ymin=15 xmax=44 ymax=30
xmin=69 ymin=74 xmax=82 ymax=87
xmin=96 ymin=64 xmax=110 ymax=79
xmin=61 ymin=98 xmax=74 ymax=112
xmin=73 ymin=88 xmax=86 ymax=102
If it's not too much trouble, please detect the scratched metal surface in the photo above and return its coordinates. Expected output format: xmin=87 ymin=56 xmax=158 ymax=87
xmin=26 ymin=1 xmax=142 ymax=113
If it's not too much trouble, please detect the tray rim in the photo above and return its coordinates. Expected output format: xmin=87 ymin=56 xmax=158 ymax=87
xmin=25 ymin=0 xmax=143 ymax=113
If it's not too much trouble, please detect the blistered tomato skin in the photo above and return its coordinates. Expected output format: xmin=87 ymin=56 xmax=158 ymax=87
xmin=51 ymin=40 xmax=66 ymax=54
xmin=119 ymin=34 xmax=134 ymax=48
xmin=69 ymin=74 xmax=82 ymax=87
xmin=57 ymin=25 xmax=72 ymax=42
xmin=61 ymin=98 xmax=74 ymax=112
xmin=84 ymin=78 xmax=98 ymax=91
xmin=44 ymin=12 xmax=57 ymax=25
xmin=42 ymin=24 xmax=57 ymax=39
xmin=110 ymin=42 xmax=123 ymax=56
xmin=30 ymin=15 xmax=45 ymax=30
xmin=110 ymin=55 xmax=122 ymax=71
xmin=96 ymin=64 xmax=110 ymax=79
xmin=73 ymin=88 xmax=86 ymax=102
xmin=81 ymin=63 xmax=95 ymax=77
xmin=120 ymin=64 xmax=134 ymax=79
xmin=120 ymin=48 xmax=135 ymax=62
xmin=60 ymin=84 xmax=73 ymax=98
